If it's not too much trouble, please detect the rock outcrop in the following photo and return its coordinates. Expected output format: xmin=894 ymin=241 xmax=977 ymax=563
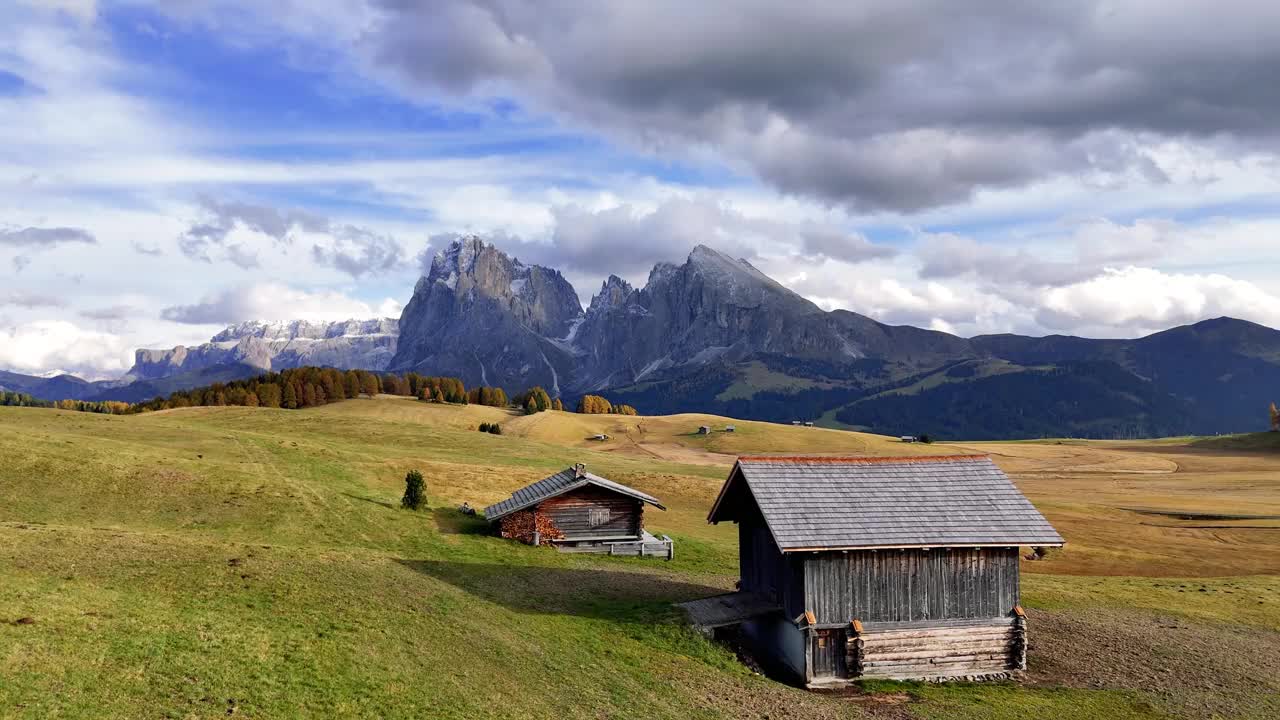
xmin=389 ymin=236 xmax=581 ymax=394
xmin=129 ymin=318 xmax=399 ymax=379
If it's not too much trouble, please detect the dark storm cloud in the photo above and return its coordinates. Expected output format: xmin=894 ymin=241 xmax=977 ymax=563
xmin=361 ymin=0 xmax=1280 ymax=212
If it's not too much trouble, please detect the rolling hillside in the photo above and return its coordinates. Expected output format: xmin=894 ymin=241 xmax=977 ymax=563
xmin=2 ymin=396 xmax=1278 ymax=718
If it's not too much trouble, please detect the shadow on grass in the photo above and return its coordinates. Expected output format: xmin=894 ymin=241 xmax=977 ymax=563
xmin=395 ymin=558 xmax=724 ymax=622
xmin=433 ymin=508 xmax=490 ymax=535
xmin=340 ymin=492 xmax=397 ymax=510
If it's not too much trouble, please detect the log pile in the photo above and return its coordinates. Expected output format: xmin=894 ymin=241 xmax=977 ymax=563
xmin=857 ymin=622 xmax=1017 ymax=679
xmin=499 ymin=510 xmax=564 ymax=545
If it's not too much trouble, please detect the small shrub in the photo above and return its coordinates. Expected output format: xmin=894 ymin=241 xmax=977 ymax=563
xmin=918 ymin=433 xmax=933 ymax=444
xmin=478 ymin=422 xmax=490 ymax=432
xmin=401 ymin=469 xmax=426 ymax=510
xmin=488 ymin=424 xmax=502 ymax=435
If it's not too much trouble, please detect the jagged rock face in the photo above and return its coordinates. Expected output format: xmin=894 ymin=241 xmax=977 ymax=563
xmin=128 ymin=319 xmax=399 ymax=380
xmin=389 ymin=236 xmax=581 ymax=393
xmin=391 ymin=240 xmax=976 ymax=394
xmin=571 ymin=245 xmax=921 ymax=388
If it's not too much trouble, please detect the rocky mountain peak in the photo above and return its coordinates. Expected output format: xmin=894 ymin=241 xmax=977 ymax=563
xmin=588 ymin=275 xmax=635 ymax=313
xmin=429 ymin=235 xmax=488 ymax=282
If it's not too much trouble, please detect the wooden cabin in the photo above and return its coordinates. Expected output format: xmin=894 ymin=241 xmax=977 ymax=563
xmin=684 ymin=455 xmax=1063 ymax=686
xmin=483 ymin=464 xmax=674 ymax=559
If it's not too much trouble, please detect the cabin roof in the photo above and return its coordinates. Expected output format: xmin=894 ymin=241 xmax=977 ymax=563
xmin=484 ymin=466 xmax=666 ymax=521
xmin=707 ymin=455 xmax=1063 ymax=551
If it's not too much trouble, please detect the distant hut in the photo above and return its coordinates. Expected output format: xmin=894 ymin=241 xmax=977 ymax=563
xmin=900 ymin=435 xmax=918 ymax=443
xmin=724 ymin=425 xmax=736 ymax=433
xmin=791 ymin=420 xmax=802 ymax=426
xmin=803 ymin=421 xmax=815 ymax=427
xmin=591 ymin=433 xmax=610 ymax=441
xmin=698 ymin=425 xmax=712 ymax=434
xmin=484 ymin=464 xmax=673 ymax=558
xmin=682 ymin=455 xmax=1063 ymax=686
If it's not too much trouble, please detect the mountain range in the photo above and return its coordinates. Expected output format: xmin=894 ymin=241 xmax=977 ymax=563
xmin=4 ymin=235 xmax=1279 ymax=439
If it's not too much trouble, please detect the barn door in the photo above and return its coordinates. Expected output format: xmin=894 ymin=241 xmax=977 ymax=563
xmin=811 ymin=629 xmax=848 ymax=679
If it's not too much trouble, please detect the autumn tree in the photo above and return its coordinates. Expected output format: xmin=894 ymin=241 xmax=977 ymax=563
xmin=551 ymin=398 xmax=564 ymax=411
xmin=515 ymin=386 xmax=552 ymax=413
xmin=577 ymin=394 xmax=613 ymax=414
xmin=1271 ymin=402 xmax=1279 ymax=431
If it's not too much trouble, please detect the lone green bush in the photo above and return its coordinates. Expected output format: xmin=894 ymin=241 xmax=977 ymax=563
xmin=401 ymin=469 xmax=426 ymax=510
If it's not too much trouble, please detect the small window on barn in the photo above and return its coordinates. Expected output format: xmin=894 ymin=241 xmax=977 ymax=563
xmin=588 ymin=508 xmax=610 ymax=527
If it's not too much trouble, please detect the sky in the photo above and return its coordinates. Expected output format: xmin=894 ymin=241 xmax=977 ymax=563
xmin=3 ymin=0 xmax=1280 ymax=379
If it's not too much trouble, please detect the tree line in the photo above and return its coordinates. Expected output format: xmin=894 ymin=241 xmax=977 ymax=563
xmin=2 ymin=390 xmax=130 ymax=414
xmin=4 ymin=369 xmax=638 ymax=417
xmin=576 ymin=394 xmax=637 ymax=415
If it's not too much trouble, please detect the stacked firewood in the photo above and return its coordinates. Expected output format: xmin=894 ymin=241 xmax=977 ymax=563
xmin=499 ymin=510 xmax=565 ymax=545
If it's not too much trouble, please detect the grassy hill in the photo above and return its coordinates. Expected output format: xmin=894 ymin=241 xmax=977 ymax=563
xmin=2 ymin=398 xmax=1278 ymax=719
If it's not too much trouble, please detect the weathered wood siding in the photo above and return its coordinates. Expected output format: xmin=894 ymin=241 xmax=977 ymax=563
xmin=804 ymin=547 xmax=1019 ymax=624
xmin=739 ymin=514 xmax=804 ymax=617
xmin=539 ymin=485 xmax=642 ymax=540
xmin=857 ymin=617 xmax=1018 ymax=679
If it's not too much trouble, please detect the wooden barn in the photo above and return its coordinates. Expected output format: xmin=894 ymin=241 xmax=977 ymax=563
xmin=684 ymin=455 xmax=1063 ymax=685
xmin=483 ymin=463 xmax=674 ymax=559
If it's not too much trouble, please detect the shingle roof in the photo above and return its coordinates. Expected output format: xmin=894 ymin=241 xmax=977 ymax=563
xmin=708 ymin=455 xmax=1063 ymax=551
xmin=483 ymin=466 xmax=665 ymax=521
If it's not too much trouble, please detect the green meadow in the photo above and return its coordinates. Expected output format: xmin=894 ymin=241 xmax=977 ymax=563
xmin=2 ymin=399 xmax=1277 ymax=719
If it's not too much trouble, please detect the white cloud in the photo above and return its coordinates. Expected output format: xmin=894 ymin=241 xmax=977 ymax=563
xmin=0 ymin=320 xmax=132 ymax=378
xmin=1039 ymin=267 xmax=1280 ymax=336
xmin=160 ymin=282 xmax=403 ymax=325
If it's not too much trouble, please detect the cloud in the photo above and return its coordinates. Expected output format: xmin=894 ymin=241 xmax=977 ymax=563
xmin=0 ymin=320 xmax=133 ymax=379
xmin=177 ymin=196 xmax=401 ymax=276
xmin=344 ymin=0 xmax=1280 ymax=212
xmin=177 ymin=196 xmax=326 ymax=264
xmin=16 ymin=0 xmax=97 ymax=23
xmin=916 ymin=218 xmax=1183 ymax=289
xmin=0 ymin=226 xmax=96 ymax=247
xmin=311 ymin=226 xmax=404 ymax=277
xmin=511 ymin=197 xmax=893 ymax=281
xmin=79 ymin=305 xmax=137 ymax=321
xmin=131 ymin=241 xmax=164 ymax=256
xmin=797 ymin=228 xmax=896 ymax=265
xmin=160 ymin=282 xmax=403 ymax=325
xmin=1 ymin=291 xmax=66 ymax=309
xmin=1038 ymin=267 xmax=1280 ymax=335
xmin=917 ymin=234 xmax=1096 ymax=287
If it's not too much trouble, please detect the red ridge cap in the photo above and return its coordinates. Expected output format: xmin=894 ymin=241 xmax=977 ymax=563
xmin=736 ymin=454 xmax=989 ymax=464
